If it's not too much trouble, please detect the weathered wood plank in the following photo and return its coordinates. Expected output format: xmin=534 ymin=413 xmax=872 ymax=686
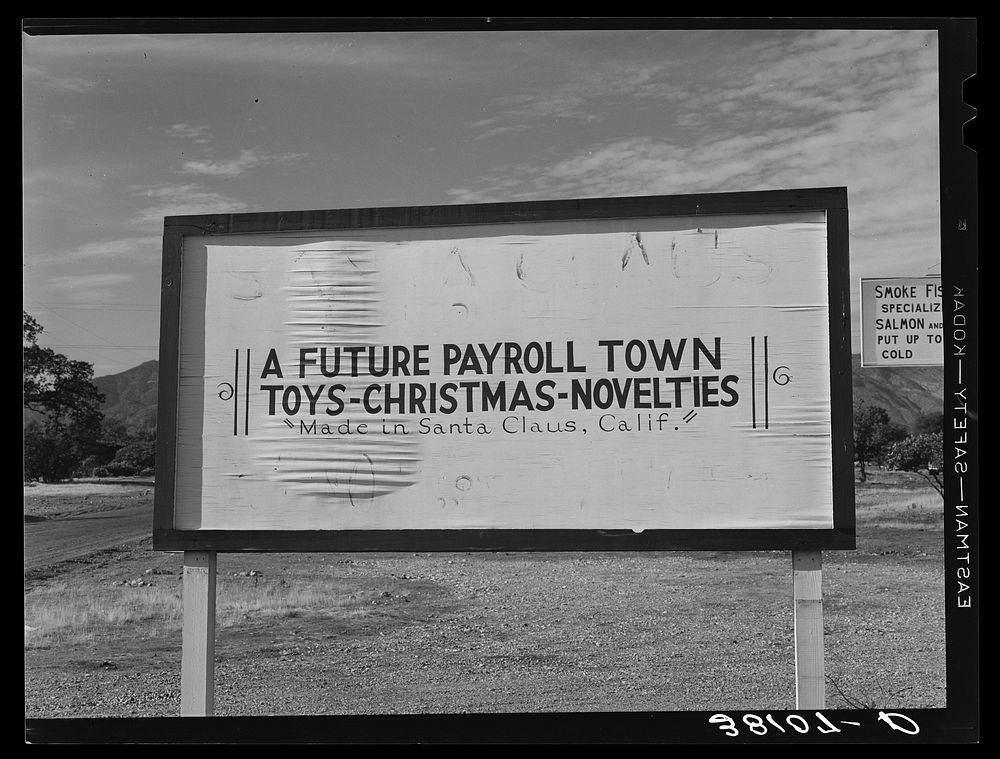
xmin=180 ymin=551 xmax=216 ymax=716
xmin=793 ymin=549 xmax=825 ymax=709
xmin=163 ymin=187 xmax=849 ymax=235
xmin=154 ymin=528 xmax=855 ymax=553
xmin=153 ymin=225 xmax=193 ymax=532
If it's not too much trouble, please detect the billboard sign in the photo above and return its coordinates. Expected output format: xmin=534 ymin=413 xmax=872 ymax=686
xmin=154 ymin=189 xmax=854 ymax=551
xmin=860 ymin=277 xmax=944 ymax=366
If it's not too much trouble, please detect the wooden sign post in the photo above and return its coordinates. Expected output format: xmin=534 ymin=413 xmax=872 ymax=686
xmin=180 ymin=551 xmax=216 ymax=716
xmin=156 ymin=189 xmax=854 ymax=715
xmin=793 ymin=550 xmax=825 ymax=709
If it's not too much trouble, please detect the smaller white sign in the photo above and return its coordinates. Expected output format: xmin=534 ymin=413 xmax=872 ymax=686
xmin=860 ymin=277 xmax=943 ymax=366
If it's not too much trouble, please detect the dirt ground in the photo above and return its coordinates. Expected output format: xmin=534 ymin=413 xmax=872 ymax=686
xmin=24 ymin=473 xmax=946 ymax=718
xmin=23 ymin=478 xmax=153 ymax=521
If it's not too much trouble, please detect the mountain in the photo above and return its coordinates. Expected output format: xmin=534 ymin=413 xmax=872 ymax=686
xmin=851 ymin=354 xmax=944 ymax=431
xmin=94 ymin=360 xmax=159 ymax=431
xmin=90 ymin=355 xmax=942 ymax=435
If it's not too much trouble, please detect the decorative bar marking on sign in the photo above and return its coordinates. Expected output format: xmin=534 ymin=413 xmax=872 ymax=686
xmin=244 ymin=348 xmax=251 ymax=436
xmin=229 ymin=348 xmax=253 ymax=436
xmin=764 ymin=335 xmax=769 ymax=430
xmin=233 ymin=349 xmax=239 ymax=437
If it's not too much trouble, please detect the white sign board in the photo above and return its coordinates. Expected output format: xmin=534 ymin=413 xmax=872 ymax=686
xmin=860 ymin=277 xmax=943 ymax=366
xmin=156 ymin=192 xmax=854 ymax=551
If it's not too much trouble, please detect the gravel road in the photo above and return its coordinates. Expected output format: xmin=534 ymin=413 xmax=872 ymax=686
xmin=24 ymin=502 xmax=153 ymax=570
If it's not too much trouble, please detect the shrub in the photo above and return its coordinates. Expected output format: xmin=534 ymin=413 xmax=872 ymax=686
xmin=23 ymin=422 xmax=78 ymax=482
xmin=88 ymin=436 xmax=156 ymax=477
xmin=853 ymin=402 xmax=907 ymax=482
xmin=886 ymin=432 xmax=945 ymax=497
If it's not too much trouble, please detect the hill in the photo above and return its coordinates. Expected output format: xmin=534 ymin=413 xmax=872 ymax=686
xmin=94 ymin=360 xmax=159 ymax=432
xmin=87 ymin=355 xmax=942 ymax=435
xmin=851 ymin=355 xmax=943 ymax=431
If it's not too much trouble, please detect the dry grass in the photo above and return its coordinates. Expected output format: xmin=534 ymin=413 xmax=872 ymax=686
xmin=24 ymin=478 xmax=154 ymax=498
xmin=856 ymin=487 xmax=943 ymax=530
xmin=24 ymin=576 xmax=381 ymax=649
xmin=25 ymin=582 xmax=182 ymax=647
xmin=26 ymin=472 xmax=941 ymax=651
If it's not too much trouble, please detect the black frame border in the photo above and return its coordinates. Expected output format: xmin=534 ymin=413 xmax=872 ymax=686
xmin=153 ymin=187 xmax=855 ymax=553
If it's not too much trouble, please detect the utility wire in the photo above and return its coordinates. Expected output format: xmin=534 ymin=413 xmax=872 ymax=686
xmin=31 ymin=307 xmax=153 ymax=365
xmin=47 ymin=345 xmax=157 ymax=350
xmin=28 ymin=324 xmax=145 ymax=372
xmin=25 ymin=302 xmax=158 ymax=311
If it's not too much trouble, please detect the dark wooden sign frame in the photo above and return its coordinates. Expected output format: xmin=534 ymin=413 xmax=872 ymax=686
xmin=154 ymin=187 xmax=855 ymax=553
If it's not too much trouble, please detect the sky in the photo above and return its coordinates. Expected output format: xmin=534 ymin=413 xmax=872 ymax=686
xmin=22 ymin=26 xmax=943 ymax=377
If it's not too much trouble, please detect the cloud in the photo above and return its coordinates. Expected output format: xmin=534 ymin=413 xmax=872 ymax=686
xmin=449 ymin=98 xmax=939 ymax=233
xmin=467 ymin=73 xmax=635 ymax=139
xmin=460 ymin=44 xmax=689 ymax=139
xmin=471 ymin=91 xmax=601 ymax=140
xmin=22 ymin=64 xmax=97 ymax=93
xmin=180 ymin=149 xmax=262 ymax=177
xmin=491 ymin=90 xmax=592 ymax=120
xmin=163 ymin=123 xmax=307 ymax=177
xmin=23 ymin=168 xmax=104 ymax=215
xmin=46 ymin=271 xmax=136 ymax=292
xmin=449 ymin=31 xmax=940 ymax=233
xmin=25 ymin=32 xmax=497 ymax=85
xmin=30 ymin=272 xmax=146 ymax=331
xmin=134 ymin=184 xmax=250 ymax=223
xmin=71 ymin=236 xmax=162 ymax=260
xmin=472 ymin=123 xmax=533 ymax=141
xmin=166 ymin=123 xmax=212 ymax=144
xmin=28 ymin=235 xmax=164 ymax=267
xmin=50 ymin=113 xmax=82 ymax=129
xmin=179 ymin=148 xmax=308 ymax=178
xmin=465 ymin=29 xmax=938 ymax=144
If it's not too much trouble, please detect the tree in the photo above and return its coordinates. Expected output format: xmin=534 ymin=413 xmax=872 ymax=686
xmin=23 ymin=311 xmax=105 ymax=481
xmin=23 ymin=421 xmax=82 ymax=482
xmin=23 ymin=311 xmax=104 ymax=430
xmin=912 ymin=411 xmax=944 ymax=435
xmin=75 ymin=418 xmax=134 ymax=477
xmin=886 ymin=432 xmax=945 ymax=497
xmin=853 ymin=402 xmax=907 ymax=482
xmin=92 ymin=425 xmax=156 ymax=477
